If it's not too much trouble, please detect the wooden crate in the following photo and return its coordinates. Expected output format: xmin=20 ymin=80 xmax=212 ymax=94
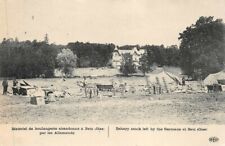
xmin=30 ymin=96 xmax=45 ymax=105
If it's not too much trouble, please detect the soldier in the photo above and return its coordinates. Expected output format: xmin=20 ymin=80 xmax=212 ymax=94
xmin=13 ymin=78 xmax=18 ymax=86
xmin=2 ymin=79 xmax=8 ymax=95
xmin=83 ymin=77 xmax=87 ymax=97
xmin=182 ymin=77 xmax=186 ymax=86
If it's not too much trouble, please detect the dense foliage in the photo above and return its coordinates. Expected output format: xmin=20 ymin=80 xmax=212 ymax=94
xmin=0 ymin=38 xmax=181 ymax=78
xmin=179 ymin=16 xmax=225 ymax=79
xmin=0 ymin=38 xmax=60 ymax=78
xmin=67 ymin=42 xmax=115 ymax=67
xmin=141 ymin=45 xmax=180 ymax=67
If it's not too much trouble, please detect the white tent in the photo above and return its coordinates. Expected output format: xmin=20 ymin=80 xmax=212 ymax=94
xmin=146 ymin=70 xmax=181 ymax=93
xmin=147 ymin=71 xmax=181 ymax=85
xmin=204 ymin=71 xmax=225 ymax=85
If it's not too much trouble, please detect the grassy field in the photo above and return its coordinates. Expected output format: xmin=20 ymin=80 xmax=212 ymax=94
xmin=0 ymin=78 xmax=225 ymax=124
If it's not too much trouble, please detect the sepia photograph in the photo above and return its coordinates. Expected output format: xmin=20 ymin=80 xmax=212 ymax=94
xmin=0 ymin=0 xmax=225 ymax=125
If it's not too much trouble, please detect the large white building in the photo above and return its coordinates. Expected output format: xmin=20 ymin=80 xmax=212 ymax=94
xmin=112 ymin=46 xmax=145 ymax=69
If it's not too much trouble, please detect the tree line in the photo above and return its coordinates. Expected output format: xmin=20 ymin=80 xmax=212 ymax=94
xmin=0 ymin=16 xmax=224 ymax=79
xmin=0 ymin=39 xmax=180 ymax=78
xmin=0 ymin=39 xmax=60 ymax=78
xmin=143 ymin=45 xmax=180 ymax=67
xmin=67 ymin=42 xmax=115 ymax=67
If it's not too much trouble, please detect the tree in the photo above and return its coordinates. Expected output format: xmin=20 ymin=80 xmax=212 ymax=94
xmin=120 ymin=53 xmax=136 ymax=76
xmin=139 ymin=52 xmax=150 ymax=76
xmin=179 ymin=16 xmax=225 ymax=79
xmin=56 ymin=48 xmax=77 ymax=77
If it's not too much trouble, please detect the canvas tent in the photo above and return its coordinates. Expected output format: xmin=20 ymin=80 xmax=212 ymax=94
xmin=146 ymin=70 xmax=181 ymax=93
xmin=204 ymin=71 xmax=225 ymax=85
xmin=147 ymin=70 xmax=181 ymax=85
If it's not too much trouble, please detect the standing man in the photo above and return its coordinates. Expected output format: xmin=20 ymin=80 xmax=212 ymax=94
xmin=83 ymin=76 xmax=87 ymax=98
xmin=2 ymin=79 xmax=8 ymax=95
xmin=182 ymin=76 xmax=186 ymax=86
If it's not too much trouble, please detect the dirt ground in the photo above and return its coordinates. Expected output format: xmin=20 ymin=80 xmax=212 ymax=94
xmin=0 ymin=78 xmax=225 ymax=124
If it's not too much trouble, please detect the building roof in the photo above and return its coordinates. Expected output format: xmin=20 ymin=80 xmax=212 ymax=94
xmin=113 ymin=46 xmax=145 ymax=56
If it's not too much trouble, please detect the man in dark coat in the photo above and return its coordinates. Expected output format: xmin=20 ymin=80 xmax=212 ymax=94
xmin=2 ymin=79 xmax=8 ymax=95
xmin=182 ymin=77 xmax=186 ymax=86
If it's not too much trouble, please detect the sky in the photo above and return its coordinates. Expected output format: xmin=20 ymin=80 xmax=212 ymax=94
xmin=0 ymin=0 xmax=225 ymax=46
